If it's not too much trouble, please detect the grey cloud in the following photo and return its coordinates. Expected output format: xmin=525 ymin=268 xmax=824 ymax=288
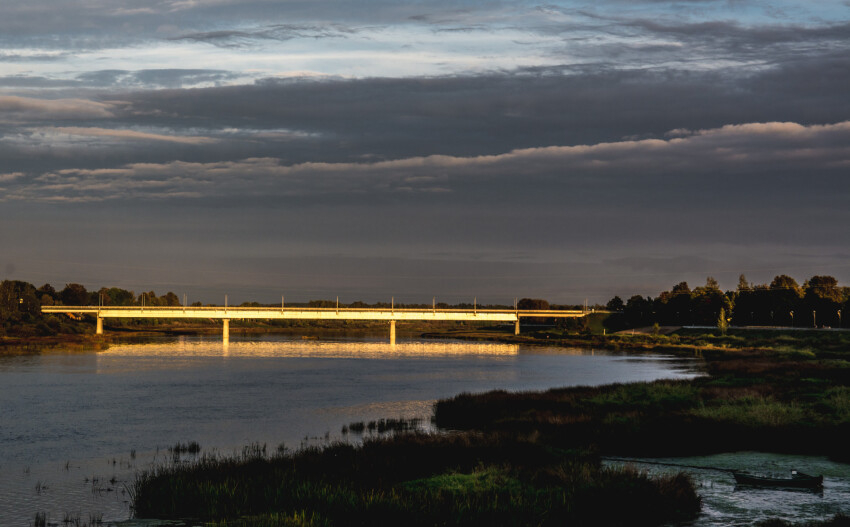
xmin=75 ymin=69 xmax=237 ymax=89
xmin=46 ymin=127 xmax=219 ymax=144
xmin=112 ymin=57 xmax=850 ymax=161
xmin=132 ymin=69 xmax=239 ymax=88
xmin=2 ymin=55 xmax=849 ymax=176
xmin=168 ymin=30 xmax=264 ymax=47
xmin=0 ymin=76 xmax=82 ymax=88
xmin=0 ymin=96 xmax=118 ymax=122
xmin=169 ymin=24 xmax=360 ymax=48
xmin=0 ymin=0 xmax=496 ymax=49
xmin=0 ymin=52 xmax=69 ymax=62
xmin=4 ymin=120 xmax=848 ymax=205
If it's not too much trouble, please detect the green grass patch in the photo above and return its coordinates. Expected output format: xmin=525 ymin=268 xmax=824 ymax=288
xmin=401 ymin=466 xmax=522 ymax=494
xmin=587 ymin=382 xmax=701 ymax=414
xmin=822 ymin=387 xmax=850 ymax=423
xmin=691 ymin=396 xmax=808 ymax=427
xmin=203 ymin=511 xmax=331 ymax=527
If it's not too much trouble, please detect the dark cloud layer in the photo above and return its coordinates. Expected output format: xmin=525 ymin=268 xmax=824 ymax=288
xmin=2 ymin=0 xmax=849 ymax=302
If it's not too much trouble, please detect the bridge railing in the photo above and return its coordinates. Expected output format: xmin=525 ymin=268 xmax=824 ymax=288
xmin=42 ymin=306 xmax=587 ymax=317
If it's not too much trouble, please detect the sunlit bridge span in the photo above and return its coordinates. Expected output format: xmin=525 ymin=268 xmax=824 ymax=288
xmin=41 ymin=305 xmax=590 ymax=343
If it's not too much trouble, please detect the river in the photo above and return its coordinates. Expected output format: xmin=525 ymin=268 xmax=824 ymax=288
xmin=2 ymin=334 xmax=837 ymax=526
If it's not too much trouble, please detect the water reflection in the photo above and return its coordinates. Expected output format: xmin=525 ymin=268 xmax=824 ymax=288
xmin=102 ymin=337 xmax=522 ymax=359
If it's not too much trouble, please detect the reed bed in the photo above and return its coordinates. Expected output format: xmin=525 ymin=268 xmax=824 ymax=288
xmin=132 ymin=433 xmax=699 ymax=526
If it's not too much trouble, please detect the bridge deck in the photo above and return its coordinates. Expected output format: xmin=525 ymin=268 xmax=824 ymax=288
xmin=42 ymin=306 xmax=587 ymax=321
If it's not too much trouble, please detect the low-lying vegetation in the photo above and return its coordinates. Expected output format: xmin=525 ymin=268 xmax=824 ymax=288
xmin=435 ymin=345 xmax=850 ymax=461
xmin=132 ymin=433 xmax=700 ymax=526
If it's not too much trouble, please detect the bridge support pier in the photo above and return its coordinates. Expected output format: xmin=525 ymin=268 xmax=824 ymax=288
xmin=514 ymin=319 xmax=520 ymax=335
xmin=96 ymin=316 xmax=103 ymax=335
xmin=389 ymin=320 xmax=396 ymax=345
xmin=223 ymin=319 xmax=230 ymax=343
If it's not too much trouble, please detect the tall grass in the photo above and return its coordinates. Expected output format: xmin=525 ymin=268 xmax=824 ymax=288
xmin=691 ymin=396 xmax=807 ymax=427
xmin=132 ymin=433 xmax=699 ymax=526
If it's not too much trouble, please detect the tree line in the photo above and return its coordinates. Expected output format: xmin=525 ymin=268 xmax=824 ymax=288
xmin=605 ymin=274 xmax=849 ymax=329
xmin=1 ymin=279 xmax=569 ymax=338
xmin=0 ymin=281 xmax=190 ymax=337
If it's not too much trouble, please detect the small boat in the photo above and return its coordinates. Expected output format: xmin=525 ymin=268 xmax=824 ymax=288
xmin=733 ymin=469 xmax=823 ymax=489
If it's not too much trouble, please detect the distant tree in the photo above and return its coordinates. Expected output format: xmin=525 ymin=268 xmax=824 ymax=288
xmin=691 ymin=277 xmax=731 ymax=326
xmin=768 ymin=275 xmax=803 ymax=326
xmin=606 ymin=296 xmax=625 ymax=312
xmin=308 ymin=299 xmax=335 ymax=308
xmin=657 ymin=282 xmax=691 ymax=325
xmin=733 ymin=284 xmax=771 ymax=326
xmin=162 ymin=292 xmax=181 ymax=306
xmin=60 ymin=283 xmax=90 ymax=306
xmin=717 ymin=307 xmax=729 ymax=336
xmin=624 ymin=295 xmax=653 ymax=328
xmin=771 ymin=274 xmax=802 ymax=293
xmin=737 ymin=274 xmax=751 ymax=292
xmin=138 ymin=291 xmax=161 ymax=306
xmin=601 ymin=296 xmax=627 ymax=331
xmin=101 ymin=287 xmax=135 ymax=306
xmin=804 ymin=275 xmax=842 ymax=327
xmin=37 ymin=283 xmax=57 ymax=301
xmin=0 ymin=280 xmax=40 ymax=321
xmin=804 ymin=276 xmax=843 ymax=303
xmin=517 ymin=298 xmax=550 ymax=311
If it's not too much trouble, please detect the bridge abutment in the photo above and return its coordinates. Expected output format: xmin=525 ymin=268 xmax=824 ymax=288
xmin=223 ymin=319 xmax=230 ymax=342
xmin=96 ymin=316 xmax=103 ymax=335
xmin=389 ymin=320 xmax=396 ymax=345
xmin=514 ymin=319 xmax=520 ymax=335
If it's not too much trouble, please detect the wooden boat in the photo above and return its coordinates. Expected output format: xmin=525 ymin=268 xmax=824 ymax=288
xmin=733 ymin=470 xmax=823 ymax=489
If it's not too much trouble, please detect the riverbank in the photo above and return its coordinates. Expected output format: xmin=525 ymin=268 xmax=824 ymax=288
xmin=0 ymin=333 xmax=111 ymax=354
xmin=433 ymin=327 xmax=850 ymax=461
xmin=423 ymin=325 xmax=850 ymax=357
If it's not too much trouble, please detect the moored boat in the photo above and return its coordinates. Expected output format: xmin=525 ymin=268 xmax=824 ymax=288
xmin=733 ymin=470 xmax=823 ymax=489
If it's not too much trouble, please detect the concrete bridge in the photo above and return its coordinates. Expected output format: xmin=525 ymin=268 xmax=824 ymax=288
xmin=41 ymin=305 xmax=590 ymax=343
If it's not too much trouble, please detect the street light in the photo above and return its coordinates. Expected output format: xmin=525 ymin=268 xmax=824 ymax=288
xmin=839 ymin=310 xmax=842 ymax=328
xmin=790 ymin=311 xmax=794 ymax=327
xmin=813 ymin=310 xmax=817 ymax=328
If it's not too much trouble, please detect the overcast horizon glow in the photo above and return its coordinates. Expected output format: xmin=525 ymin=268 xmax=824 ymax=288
xmin=2 ymin=0 xmax=849 ymax=304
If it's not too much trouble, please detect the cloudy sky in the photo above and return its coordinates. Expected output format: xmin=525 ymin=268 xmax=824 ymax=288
xmin=1 ymin=0 xmax=849 ymax=304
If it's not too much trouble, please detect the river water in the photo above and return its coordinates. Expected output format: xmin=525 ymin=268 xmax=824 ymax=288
xmin=0 ymin=335 xmax=844 ymax=526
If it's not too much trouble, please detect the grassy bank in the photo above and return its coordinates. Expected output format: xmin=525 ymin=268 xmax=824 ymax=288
xmin=434 ymin=339 xmax=850 ymax=462
xmin=425 ymin=325 xmax=850 ymax=357
xmin=0 ymin=333 xmax=111 ymax=355
xmin=132 ymin=434 xmax=699 ymax=526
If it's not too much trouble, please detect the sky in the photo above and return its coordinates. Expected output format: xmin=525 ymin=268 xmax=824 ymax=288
xmin=1 ymin=0 xmax=849 ymax=304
